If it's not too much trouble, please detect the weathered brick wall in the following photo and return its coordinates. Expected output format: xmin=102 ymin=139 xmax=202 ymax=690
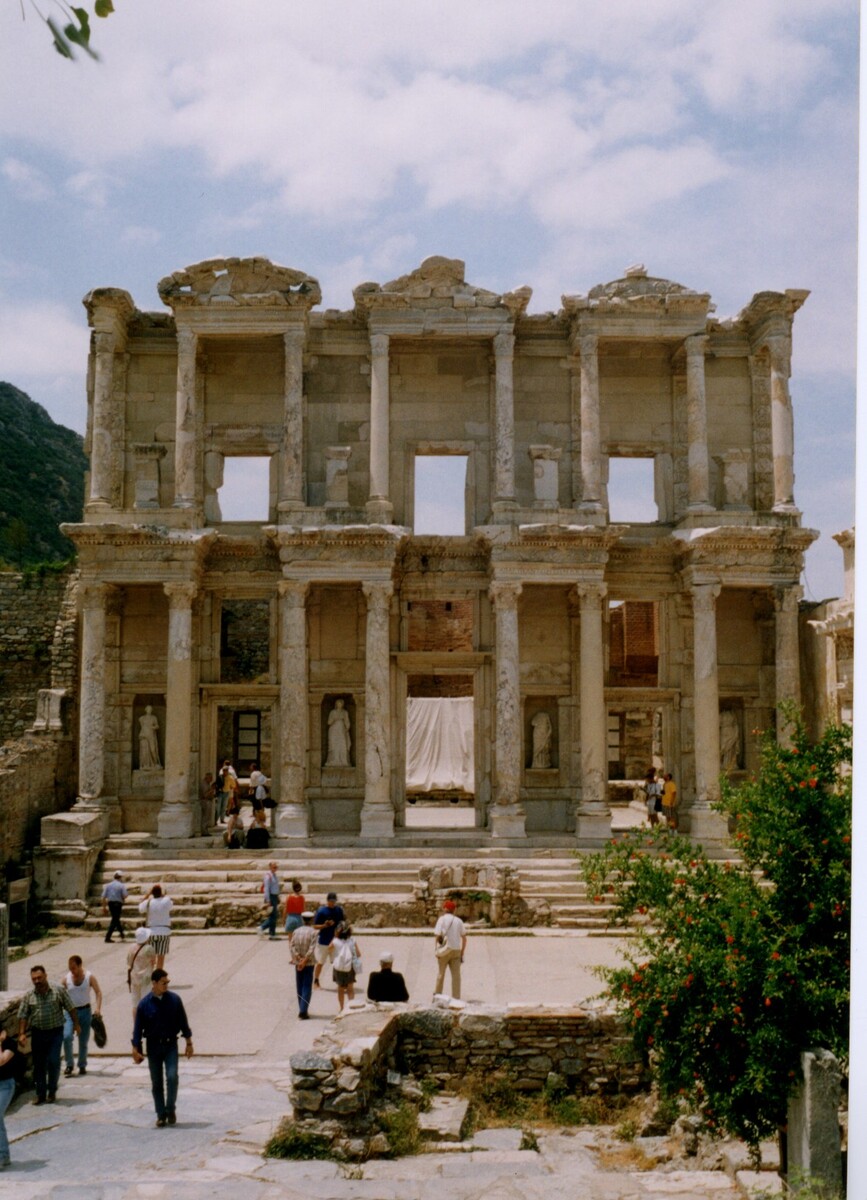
xmin=0 ymin=736 xmax=76 ymax=869
xmin=0 ymin=569 xmax=77 ymax=740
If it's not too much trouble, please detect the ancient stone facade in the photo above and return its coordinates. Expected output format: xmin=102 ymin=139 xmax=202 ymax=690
xmin=801 ymin=529 xmax=854 ymax=740
xmin=51 ymin=255 xmax=815 ymax=847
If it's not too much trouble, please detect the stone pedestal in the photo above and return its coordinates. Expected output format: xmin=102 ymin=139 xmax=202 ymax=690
xmin=575 ymin=810 xmax=613 ymax=847
xmin=687 ymin=806 xmax=730 ymax=846
xmin=156 ymin=804 xmax=195 ymax=840
xmin=360 ymin=806 xmax=396 ymax=839
xmin=274 ymin=803 xmax=309 ymax=839
xmin=490 ymin=805 xmax=526 ymax=838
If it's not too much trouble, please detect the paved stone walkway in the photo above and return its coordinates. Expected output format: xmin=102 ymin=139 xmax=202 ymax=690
xmin=2 ymin=932 xmax=774 ymax=1198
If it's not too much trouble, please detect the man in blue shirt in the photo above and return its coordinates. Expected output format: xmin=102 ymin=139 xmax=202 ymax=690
xmin=101 ymin=870 xmax=128 ymax=943
xmin=312 ymin=892 xmax=344 ymax=989
xmin=132 ymin=970 xmax=193 ymax=1127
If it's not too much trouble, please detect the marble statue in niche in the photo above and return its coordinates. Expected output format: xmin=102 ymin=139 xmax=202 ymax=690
xmin=719 ymin=708 xmax=741 ymax=771
xmin=530 ymin=710 xmax=553 ymax=769
xmin=325 ymin=698 xmax=352 ymax=767
xmin=138 ymin=705 xmax=162 ymax=769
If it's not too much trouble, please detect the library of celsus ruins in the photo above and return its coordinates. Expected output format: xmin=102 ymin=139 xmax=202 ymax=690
xmin=52 ymin=254 xmax=815 ymax=852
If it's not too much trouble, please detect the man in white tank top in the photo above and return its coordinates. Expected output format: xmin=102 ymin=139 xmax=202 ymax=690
xmin=61 ymin=956 xmax=102 ymax=1077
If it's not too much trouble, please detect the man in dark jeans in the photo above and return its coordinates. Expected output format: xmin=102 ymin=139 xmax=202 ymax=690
xmin=132 ymin=970 xmax=194 ymax=1127
xmin=101 ymin=870 xmax=128 ymax=942
xmin=17 ymin=965 xmax=79 ymax=1104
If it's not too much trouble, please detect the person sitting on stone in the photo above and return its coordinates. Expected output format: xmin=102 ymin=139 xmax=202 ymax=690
xmin=366 ymin=951 xmax=409 ymax=1003
xmin=244 ymin=809 xmax=270 ymax=849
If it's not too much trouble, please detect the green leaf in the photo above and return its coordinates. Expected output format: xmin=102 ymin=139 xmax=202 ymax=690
xmin=47 ymin=16 xmax=75 ymax=58
xmin=63 ymin=8 xmax=99 ymax=60
xmin=94 ymin=0 xmax=115 ymax=16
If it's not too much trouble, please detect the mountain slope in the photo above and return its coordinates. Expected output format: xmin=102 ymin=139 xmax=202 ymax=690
xmin=0 ymin=382 xmax=87 ymax=565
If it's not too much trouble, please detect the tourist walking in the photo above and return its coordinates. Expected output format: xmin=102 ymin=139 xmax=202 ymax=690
xmin=290 ymin=911 xmax=317 ymax=1019
xmin=332 ymin=924 xmax=361 ymax=1012
xmin=61 ymin=955 xmax=102 ymax=1077
xmin=102 ymin=870 xmax=128 ymax=942
xmin=216 ymin=759 xmax=238 ymax=825
xmin=661 ymin=771 xmax=678 ymax=831
xmin=312 ymin=892 xmax=345 ymax=989
xmin=132 ymin=969 xmax=194 ymax=1127
xmin=127 ymin=927 xmax=157 ymax=1019
xmin=17 ymin=964 xmax=80 ymax=1104
xmin=0 ymin=1027 xmax=21 ymax=1169
xmin=138 ymin=885 xmax=173 ymax=969
xmin=284 ymin=879 xmax=305 ymax=933
xmin=643 ymin=767 xmax=662 ymax=827
xmin=367 ymin=951 xmax=409 ymax=1003
xmin=433 ymin=899 xmax=466 ymax=999
xmin=259 ymin=862 xmax=281 ymax=938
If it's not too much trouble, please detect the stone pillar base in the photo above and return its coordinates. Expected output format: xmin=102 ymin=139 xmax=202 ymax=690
xmin=490 ymin=804 xmax=526 ymax=838
xmin=360 ymin=805 xmax=395 ymax=839
xmin=274 ymin=803 xmax=309 ymax=839
xmin=365 ymin=498 xmax=394 ymax=524
xmin=575 ymin=809 xmax=612 ymax=847
xmin=688 ymin=807 xmax=730 ymax=848
xmin=157 ymin=805 xmax=195 ymax=840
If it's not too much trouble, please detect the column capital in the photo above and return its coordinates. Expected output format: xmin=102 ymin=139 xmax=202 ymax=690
xmin=493 ymin=329 xmax=515 ymax=358
xmin=370 ymin=332 xmax=390 ymax=358
xmin=692 ymin=581 xmax=721 ymax=613
xmin=283 ymin=327 xmax=307 ymax=351
xmin=578 ymin=331 xmax=598 ymax=357
xmin=278 ymin=578 xmax=309 ymax=605
xmin=573 ymin=580 xmax=607 ymax=608
xmin=774 ymin=584 xmax=803 ymax=613
xmin=488 ymin=580 xmax=522 ymax=609
xmin=80 ymin=581 xmax=110 ymax=611
xmin=684 ymin=333 xmax=708 ymax=359
xmin=164 ymin=581 xmax=197 ymax=608
xmin=176 ymin=327 xmax=198 ymax=353
xmin=362 ymin=579 xmax=394 ymax=606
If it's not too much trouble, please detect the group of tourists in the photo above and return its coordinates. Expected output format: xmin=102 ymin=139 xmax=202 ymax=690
xmin=198 ymin=760 xmax=273 ymax=848
xmin=643 ymin=767 xmax=678 ymax=829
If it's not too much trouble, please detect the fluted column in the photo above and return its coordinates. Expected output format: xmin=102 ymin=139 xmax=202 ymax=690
xmin=766 ymin=333 xmax=796 ymax=510
xmin=575 ymin=582 xmax=611 ymax=844
xmin=690 ymin=582 xmax=728 ymax=844
xmin=685 ymin=335 xmax=712 ymax=511
xmin=277 ymin=580 xmax=309 ymax=837
xmin=579 ymin=334 xmax=603 ymax=510
xmin=366 ymin=333 xmax=393 ymax=523
xmin=360 ymin=581 xmax=394 ymax=837
xmin=775 ymin=585 xmax=802 ymax=745
xmin=278 ymin=329 xmax=306 ymax=513
xmin=488 ymin=581 xmax=526 ymax=836
xmin=173 ymin=329 xmax=198 ymax=508
xmin=158 ymin=582 xmax=197 ymax=839
xmin=492 ymin=330 xmax=516 ymax=511
xmin=88 ymin=331 xmax=117 ymax=507
xmin=77 ymin=583 xmax=109 ymax=807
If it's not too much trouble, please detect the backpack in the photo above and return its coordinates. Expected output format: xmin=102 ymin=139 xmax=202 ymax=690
xmin=332 ymin=940 xmax=353 ymax=972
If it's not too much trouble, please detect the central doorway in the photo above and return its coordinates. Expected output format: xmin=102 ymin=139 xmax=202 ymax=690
xmin=405 ymin=673 xmax=475 ymax=829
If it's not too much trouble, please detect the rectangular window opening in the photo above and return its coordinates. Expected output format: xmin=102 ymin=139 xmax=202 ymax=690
xmin=608 ymin=456 xmax=657 ymax=523
xmin=414 ymin=455 xmax=468 ymax=535
xmin=218 ymin=456 xmax=271 ymax=521
xmin=608 ymin=600 xmax=659 ymax=687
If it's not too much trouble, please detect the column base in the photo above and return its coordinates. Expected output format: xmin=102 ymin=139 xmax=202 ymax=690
xmin=365 ymin=498 xmax=394 ymax=524
xmin=157 ymin=805 xmax=195 ymax=840
xmin=274 ymin=803 xmax=309 ymax=839
xmin=687 ymin=806 xmax=730 ymax=849
xmin=359 ymin=805 xmax=395 ymax=839
xmin=575 ymin=808 xmax=612 ymax=847
xmin=490 ymin=804 xmax=526 ymax=838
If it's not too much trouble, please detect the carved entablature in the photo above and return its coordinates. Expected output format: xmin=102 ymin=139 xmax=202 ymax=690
xmin=352 ymin=255 xmax=532 ymax=318
xmin=673 ymin=525 xmax=817 ymax=583
xmin=157 ymin=257 xmax=322 ymax=310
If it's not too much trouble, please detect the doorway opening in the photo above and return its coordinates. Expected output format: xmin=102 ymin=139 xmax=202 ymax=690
xmin=405 ymin=673 xmax=475 ymax=829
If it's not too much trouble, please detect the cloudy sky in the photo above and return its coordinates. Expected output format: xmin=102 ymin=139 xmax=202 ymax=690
xmin=0 ymin=0 xmax=856 ymax=598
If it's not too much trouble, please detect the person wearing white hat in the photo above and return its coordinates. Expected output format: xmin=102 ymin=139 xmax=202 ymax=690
xmin=366 ymin=951 xmax=409 ymax=1003
xmin=126 ymin=928 xmax=157 ymax=1019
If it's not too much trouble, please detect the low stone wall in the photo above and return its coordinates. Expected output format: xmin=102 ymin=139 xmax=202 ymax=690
xmin=416 ymin=863 xmax=551 ymax=927
xmin=1 ymin=735 xmax=76 ymax=875
xmin=290 ymin=1001 xmax=648 ymax=1158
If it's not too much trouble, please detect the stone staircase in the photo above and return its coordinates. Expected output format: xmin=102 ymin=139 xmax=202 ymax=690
xmin=83 ymin=835 xmax=620 ymax=934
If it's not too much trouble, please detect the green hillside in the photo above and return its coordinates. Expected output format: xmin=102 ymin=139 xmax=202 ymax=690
xmin=0 ymin=382 xmax=87 ymax=566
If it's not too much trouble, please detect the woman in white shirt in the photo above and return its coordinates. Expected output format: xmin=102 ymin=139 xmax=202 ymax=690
xmin=138 ymin=884 xmax=173 ymax=969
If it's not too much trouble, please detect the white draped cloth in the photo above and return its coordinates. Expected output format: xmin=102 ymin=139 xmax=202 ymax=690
xmin=406 ymin=697 xmax=474 ymax=793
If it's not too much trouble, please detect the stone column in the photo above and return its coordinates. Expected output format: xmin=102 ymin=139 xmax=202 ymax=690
xmin=575 ymin=582 xmax=611 ymax=845
xmin=579 ymin=333 xmax=603 ymax=511
xmin=157 ymin=582 xmax=197 ymax=839
xmin=88 ymin=330 xmax=117 ymax=506
xmin=488 ymin=581 xmax=525 ymax=837
xmin=279 ymin=328 xmax=306 ymax=513
xmin=360 ymin=581 xmax=395 ymax=837
xmin=77 ymin=583 xmax=110 ymax=808
xmin=690 ymin=583 xmax=728 ymax=844
xmin=685 ymin=335 xmax=712 ymax=512
xmin=366 ymin=333 xmax=393 ymax=523
xmin=173 ymin=329 xmax=198 ymax=508
xmin=766 ymin=333 xmax=796 ymax=511
xmin=492 ymin=330 xmax=516 ymax=512
xmin=277 ymin=580 xmax=310 ymax=837
xmin=775 ymin=585 xmax=802 ymax=745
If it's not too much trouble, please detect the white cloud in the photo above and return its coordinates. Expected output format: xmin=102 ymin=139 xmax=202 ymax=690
xmin=2 ymin=156 xmax=51 ymax=202
xmin=66 ymin=169 xmax=114 ymax=208
xmin=0 ymin=299 xmax=88 ymax=378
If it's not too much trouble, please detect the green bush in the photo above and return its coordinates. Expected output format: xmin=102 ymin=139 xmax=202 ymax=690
xmin=378 ymin=1101 xmax=421 ymax=1156
xmin=264 ymin=1119 xmax=333 ymax=1160
xmin=581 ymin=711 xmax=850 ymax=1152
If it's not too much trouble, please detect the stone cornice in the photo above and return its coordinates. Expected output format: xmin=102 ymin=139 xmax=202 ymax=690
xmin=60 ymin=523 xmax=218 ymax=553
xmin=157 ymin=257 xmax=321 ymax=311
xmin=353 ymin=255 xmax=531 ymax=321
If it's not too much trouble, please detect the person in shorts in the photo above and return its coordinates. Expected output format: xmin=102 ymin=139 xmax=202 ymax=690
xmin=312 ymin=892 xmax=344 ymax=989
